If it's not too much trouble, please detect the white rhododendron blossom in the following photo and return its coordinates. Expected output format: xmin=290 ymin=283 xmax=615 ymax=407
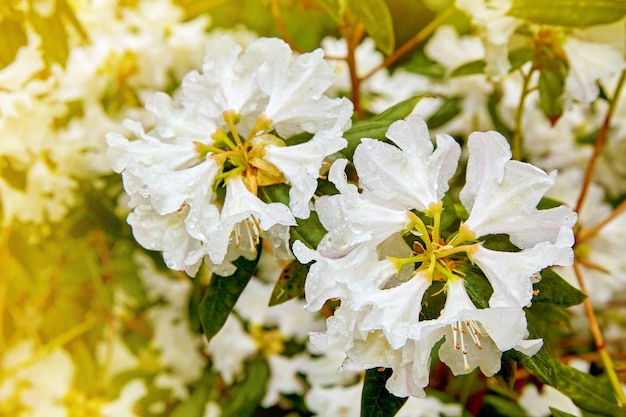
xmin=294 ymin=114 xmax=576 ymax=397
xmin=107 ymin=36 xmax=352 ymax=275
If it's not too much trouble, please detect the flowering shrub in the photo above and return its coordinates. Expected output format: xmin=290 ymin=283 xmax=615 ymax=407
xmin=2 ymin=1 xmax=626 ymax=416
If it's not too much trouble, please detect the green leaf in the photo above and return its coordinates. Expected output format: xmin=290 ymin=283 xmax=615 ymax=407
xmin=0 ymin=11 xmax=27 ymax=70
xmin=538 ymin=69 xmax=565 ymax=125
xmin=426 ymin=96 xmax=462 ymax=129
xmin=450 ymin=59 xmax=486 ymax=77
xmin=481 ymin=395 xmax=528 ymax=417
xmin=361 ymin=368 xmax=407 ymax=417
xmin=537 ymin=196 xmax=567 ymax=210
xmin=462 ymin=267 xmax=493 ymax=309
xmin=346 ymin=0 xmax=395 ymax=55
xmin=552 ymin=360 xmax=623 ymax=416
xmin=258 ymin=184 xmax=328 ymax=248
xmin=509 ymin=0 xmax=626 ymax=27
xmin=268 ymin=260 xmax=308 ymax=306
xmin=171 ymin=373 xmax=216 ymax=417
xmin=549 ymin=407 xmax=578 ymax=417
xmin=533 ymin=269 xmax=586 ymax=307
xmin=527 ymin=302 xmax=572 ymax=328
xmin=342 ymin=95 xmax=427 ymax=158
xmin=313 ymin=0 xmax=345 ymax=23
xmin=220 ymin=355 xmax=270 ymax=417
xmin=403 ymin=51 xmax=447 ymax=79
xmin=509 ymin=47 xmax=535 ymax=72
xmin=373 ymin=95 xmax=430 ymax=121
xmin=507 ymin=344 xmax=557 ymax=387
xmin=199 ymin=250 xmax=260 ymax=343
xmin=487 ymin=88 xmax=513 ymax=140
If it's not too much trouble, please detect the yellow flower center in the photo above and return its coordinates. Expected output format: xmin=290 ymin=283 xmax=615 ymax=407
xmin=388 ymin=201 xmax=479 ymax=284
xmin=194 ymin=110 xmax=286 ymax=196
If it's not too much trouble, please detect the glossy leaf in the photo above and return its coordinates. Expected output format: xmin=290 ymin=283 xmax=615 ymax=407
xmin=372 ymin=95 xmax=430 ymax=121
xmin=268 ymin=260 xmax=308 ymax=306
xmin=346 ymin=0 xmax=395 ymax=55
xmin=533 ymin=269 xmax=586 ymax=307
xmin=462 ymin=267 xmax=492 ymax=309
xmin=509 ymin=0 xmax=626 ymax=27
xmin=403 ymin=51 xmax=447 ymax=79
xmin=481 ymin=395 xmax=528 ymax=417
xmin=507 ymin=323 xmax=557 ymax=387
xmin=361 ymin=368 xmax=407 ymax=417
xmin=552 ymin=360 xmax=623 ymax=416
xmin=199 ymin=250 xmax=260 ymax=343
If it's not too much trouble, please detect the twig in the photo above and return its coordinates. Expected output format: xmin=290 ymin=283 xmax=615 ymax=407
xmin=573 ymin=259 xmax=626 ymax=405
xmin=575 ymin=69 xmax=626 ymax=214
xmin=577 ymin=199 xmax=626 ymax=244
xmin=361 ymin=7 xmax=455 ymax=82
xmin=269 ymin=0 xmax=304 ymax=53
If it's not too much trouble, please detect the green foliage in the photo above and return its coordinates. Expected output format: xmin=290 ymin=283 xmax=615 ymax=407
xmin=552 ymin=360 xmax=623 ymax=416
xmin=171 ymin=372 xmax=217 ymax=417
xmin=28 ymin=3 xmax=69 ymax=67
xmin=360 ymin=368 xmax=407 ymax=417
xmin=199 ymin=250 xmax=260 ymax=342
xmin=538 ymin=69 xmax=565 ymax=125
xmin=268 ymin=260 xmax=308 ymax=306
xmin=549 ymin=407 xmax=578 ymax=417
xmin=533 ymin=269 xmax=586 ymax=307
xmin=219 ymin=355 xmax=271 ymax=417
xmin=425 ymin=96 xmax=462 ymax=129
xmin=480 ymin=395 xmax=528 ymax=417
xmin=340 ymin=95 xmax=427 ymax=158
xmin=509 ymin=0 xmax=626 ymax=27
xmin=346 ymin=0 xmax=395 ymax=55
xmin=403 ymin=51 xmax=447 ymax=79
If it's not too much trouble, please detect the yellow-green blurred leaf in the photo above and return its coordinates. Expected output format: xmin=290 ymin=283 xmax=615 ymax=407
xmin=509 ymin=0 xmax=626 ymax=27
xmin=0 ymin=11 xmax=27 ymax=70
xmin=28 ymin=3 xmax=69 ymax=67
xmin=346 ymin=0 xmax=395 ymax=55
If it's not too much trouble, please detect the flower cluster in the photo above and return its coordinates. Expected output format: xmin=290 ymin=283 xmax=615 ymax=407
xmin=294 ymin=115 xmax=576 ymax=396
xmin=107 ymin=36 xmax=352 ymax=275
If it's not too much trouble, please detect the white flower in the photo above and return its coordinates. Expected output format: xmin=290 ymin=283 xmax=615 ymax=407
xmin=297 ymin=115 xmax=575 ymax=398
xmin=108 ymin=36 xmax=351 ymax=273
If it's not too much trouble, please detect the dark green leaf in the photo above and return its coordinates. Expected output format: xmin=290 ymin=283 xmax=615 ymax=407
xmin=496 ymin=354 xmax=517 ymax=391
xmin=480 ymin=234 xmax=521 ymax=252
xmin=509 ymin=0 xmax=626 ymax=27
xmin=538 ymin=69 xmax=565 ymax=125
xmin=268 ymin=260 xmax=308 ymax=306
xmin=361 ymin=368 xmax=407 ymax=417
xmin=507 ymin=344 xmax=557 ymax=387
xmin=426 ymin=96 xmax=462 ymax=129
xmin=552 ymin=360 xmax=623 ymax=416
xmin=450 ymin=59 xmax=485 ymax=77
xmin=509 ymin=47 xmax=535 ymax=72
xmin=481 ymin=395 xmax=528 ymax=417
xmin=576 ymin=129 xmax=600 ymax=145
xmin=220 ymin=355 xmax=270 ymax=417
xmin=533 ymin=269 xmax=586 ymax=307
xmin=549 ymin=407 xmax=578 ymax=417
xmin=199 ymin=250 xmax=260 ymax=342
xmin=346 ymin=0 xmax=395 ymax=55
xmin=462 ymin=267 xmax=492 ymax=309
xmin=527 ymin=302 xmax=572 ymax=328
